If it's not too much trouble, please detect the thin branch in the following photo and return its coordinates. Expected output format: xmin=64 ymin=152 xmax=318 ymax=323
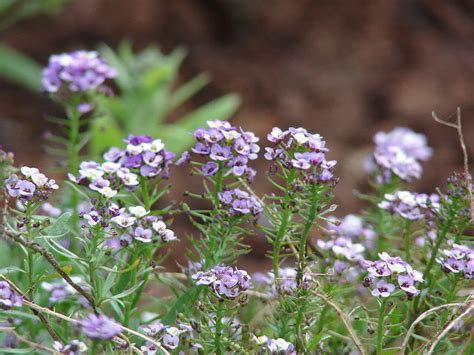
xmin=311 ymin=291 xmax=367 ymax=355
xmin=22 ymin=300 xmax=170 ymax=355
xmin=426 ymin=303 xmax=474 ymax=354
xmin=0 ymin=275 xmax=62 ymax=343
xmin=0 ymin=326 xmax=56 ymax=353
xmin=400 ymin=300 xmax=470 ymax=353
xmin=2 ymin=228 xmax=96 ymax=310
xmin=432 ymin=108 xmax=473 ymax=223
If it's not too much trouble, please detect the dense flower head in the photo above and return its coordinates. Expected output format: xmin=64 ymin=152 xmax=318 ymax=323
xmin=189 ymin=120 xmax=259 ymax=181
xmin=69 ymin=136 xmax=175 ymax=198
xmin=378 ymin=190 xmax=439 ymax=222
xmin=41 ymin=277 xmax=84 ymax=303
xmin=192 ymin=265 xmax=251 ymax=299
xmin=0 ymin=281 xmax=23 ymax=310
xmin=5 ymin=166 xmax=58 ymax=204
xmin=252 ymin=267 xmax=313 ymax=296
xmin=140 ymin=321 xmax=192 ymax=352
xmin=42 ymin=50 xmax=117 ymax=94
xmin=218 ymin=188 xmax=262 ymax=216
xmin=81 ymin=313 xmax=122 ymax=339
xmin=363 ymin=252 xmax=423 ymax=298
xmin=253 ymin=336 xmax=296 ymax=354
xmin=265 ymin=127 xmax=337 ymax=184
xmin=367 ymin=127 xmax=432 ymax=183
xmin=53 ymin=340 xmax=87 ymax=354
xmin=437 ymin=242 xmax=473 ymax=279
xmin=317 ymin=236 xmax=366 ymax=262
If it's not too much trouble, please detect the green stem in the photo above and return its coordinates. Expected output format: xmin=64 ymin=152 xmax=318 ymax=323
xmin=25 ymin=205 xmax=34 ymax=297
xmin=273 ymin=170 xmax=296 ymax=287
xmin=215 ymin=301 xmax=224 ymax=355
xmin=440 ymin=278 xmax=458 ymax=326
xmin=376 ymin=298 xmax=387 ymax=355
xmin=213 ymin=166 xmax=224 ymax=209
xmin=140 ymin=177 xmax=151 ymax=210
xmin=403 ymin=220 xmax=412 ymax=263
xmin=297 ymin=184 xmax=319 ymax=287
xmin=67 ymin=106 xmax=80 ymax=232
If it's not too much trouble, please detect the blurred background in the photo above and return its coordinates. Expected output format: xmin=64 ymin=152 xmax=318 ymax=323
xmin=1 ymin=0 xmax=473 ymax=268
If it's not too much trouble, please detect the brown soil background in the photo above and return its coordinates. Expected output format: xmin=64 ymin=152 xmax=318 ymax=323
xmin=1 ymin=0 xmax=474 ymax=270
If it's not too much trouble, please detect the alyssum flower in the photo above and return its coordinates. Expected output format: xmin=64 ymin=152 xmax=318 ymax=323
xmin=378 ymin=190 xmax=440 ymax=221
xmin=253 ymin=335 xmax=296 ymax=354
xmin=5 ymin=166 xmax=59 ymax=205
xmin=437 ymin=242 xmax=473 ymax=279
xmin=189 ymin=120 xmax=259 ymax=181
xmin=42 ymin=50 xmax=117 ymax=94
xmin=218 ymin=188 xmax=262 ymax=216
xmin=0 ymin=281 xmax=23 ymax=310
xmin=363 ymin=252 xmax=423 ymax=298
xmin=81 ymin=313 xmax=122 ymax=340
xmin=366 ymin=127 xmax=432 ymax=183
xmin=265 ymin=127 xmax=337 ymax=184
xmin=192 ymin=265 xmax=251 ymax=299
xmin=252 ymin=267 xmax=313 ymax=296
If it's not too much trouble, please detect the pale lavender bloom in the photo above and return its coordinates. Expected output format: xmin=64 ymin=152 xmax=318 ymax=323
xmin=397 ymin=274 xmax=419 ymax=296
xmin=369 ymin=127 xmax=432 ymax=182
xmin=53 ymin=340 xmax=87 ymax=354
xmin=42 ymin=50 xmax=117 ymax=93
xmin=0 ymin=281 xmax=23 ymax=310
xmin=218 ymin=188 xmax=262 ymax=216
xmin=378 ymin=191 xmax=439 ymax=221
xmin=371 ymin=280 xmax=396 ymax=298
xmin=6 ymin=167 xmax=58 ymax=204
xmin=438 ymin=242 xmax=473 ymax=279
xmin=134 ymin=226 xmax=153 ymax=243
xmin=210 ymin=144 xmax=232 ymax=161
xmin=254 ymin=336 xmax=296 ymax=354
xmin=202 ymin=162 xmax=219 ymax=176
xmin=41 ymin=202 xmax=62 ymax=217
xmin=141 ymin=321 xmax=165 ymax=337
xmin=192 ymin=265 xmax=251 ymax=299
xmin=81 ymin=314 xmax=122 ymax=339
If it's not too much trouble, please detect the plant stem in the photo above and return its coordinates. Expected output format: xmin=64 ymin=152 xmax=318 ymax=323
xmin=440 ymin=278 xmax=458 ymax=326
xmin=25 ymin=205 xmax=34 ymax=297
xmin=376 ymin=298 xmax=387 ymax=355
xmin=67 ymin=106 xmax=80 ymax=232
xmin=140 ymin=177 xmax=151 ymax=210
xmin=403 ymin=220 xmax=412 ymax=263
xmin=213 ymin=165 xmax=224 ymax=209
xmin=215 ymin=301 xmax=224 ymax=355
xmin=272 ymin=170 xmax=296 ymax=287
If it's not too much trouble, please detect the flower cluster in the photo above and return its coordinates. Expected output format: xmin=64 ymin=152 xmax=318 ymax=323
xmin=42 ymin=50 xmax=117 ymax=94
xmin=41 ymin=277 xmax=84 ymax=303
xmin=0 ymin=281 xmax=23 ymax=310
xmin=265 ymin=127 xmax=337 ymax=184
xmin=190 ymin=120 xmax=259 ymax=180
xmin=140 ymin=321 xmax=192 ymax=352
xmin=69 ymin=135 xmax=175 ymax=198
xmin=218 ymin=188 xmax=262 ymax=216
xmin=5 ymin=167 xmax=59 ymax=204
xmin=437 ymin=242 xmax=473 ymax=279
xmin=253 ymin=336 xmax=296 ymax=354
xmin=253 ymin=267 xmax=313 ymax=296
xmin=378 ymin=191 xmax=439 ymax=221
xmin=367 ymin=127 xmax=432 ymax=183
xmin=53 ymin=340 xmax=87 ymax=354
xmin=104 ymin=135 xmax=175 ymax=179
xmin=109 ymin=206 xmax=176 ymax=245
xmin=81 ymin=313 xmax=122 ymax=340
xmin=363 ymin=252 xmax=423 ymax=298
xmin=192 ymin=265 xmax=251 ymax=299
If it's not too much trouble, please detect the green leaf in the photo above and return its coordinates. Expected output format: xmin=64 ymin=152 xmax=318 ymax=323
xmin=0 ymin=348 xmax=35 ymax=354
xmin=89 ymin=115 xmax=124 ymax=156
xmin=162 ymin=286 xmax=200 ymax=325
xmin=178 ymin=93 xmax=241 ymax=132
xmin=40 ymin=212 xmax=72 ymax=238
xmin=167 ymin=73 xmax=210 ymax=112
xmin=0 ymin=44 xmax=41 ymax=91
xmin=0 ymin=266 xmax=25 ymax=274
xmin=112 ymin=281 xmax=145 ymax=300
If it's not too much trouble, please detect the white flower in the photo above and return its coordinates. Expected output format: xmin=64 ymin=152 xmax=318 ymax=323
xmin=293 ymin=132 xmax=309 ymax=144
xmin=126 ymin=144 xmax=143 ymax=155
xmin=20 ymin=166 xmax=40 ymax=178
xmin=101 ymin=162 xmax=121 ymax=173
xmin=149 ymin=139 xmax=164 ymax=153
xmin=152 ymin=221 xmax=167 ymax=233
xmin=79 ymin=168 xmax=104 ymax=180
xmin=97 ymin=187 xmax=117 ymax=199
xmin=162 ymin=229 xmax=177 ymax=242
xmin=117 ymin=171 xmax=139 ymax=186
xmin=129 ymin=206 xmax=149 ymax=218
xmin=111 ymin=214 xmax=136 ymax=228
xmin=31 ymin=173 xmax=48 ymax=187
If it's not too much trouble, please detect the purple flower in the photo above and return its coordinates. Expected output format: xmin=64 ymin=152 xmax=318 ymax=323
xmin=103 ymin=147 xmax=123 ymax=162
xmin=371 ymin=280 xmax=396 ymax=298
xmin=218 ymin=188 xmax=262 ymax=216
xmin=0 ymin=281 xmax=23 ymax=310
xmin=378 ymin=191 xmax=439 ymax=221
xmin=397 ymin=274 xmax=419 ymax=296
xmin=192 ymin=265 xmax=251 ymax=299
xmin=53 ymin=340 xmax=87 ymax=354
xmin=209 ymin=144 xmax=232 ymax=161
xmin=81 ymin=314 xmax=122 ymax=339
xmin=134 ymin=226 xmax=153 ymax=243
xmin=368 ymin=127 xmax=432 ymax=182
xmin=42 ymin=51 xmax=117 ymax=93
xmin=202 ymin=162 xmax=219 ymax=176
xmin=6 ymin=167 xmax=58 ymax=204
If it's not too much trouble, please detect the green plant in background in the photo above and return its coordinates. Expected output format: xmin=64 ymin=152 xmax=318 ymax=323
xmin=92 ymin=42 xmax=240 ymax=155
